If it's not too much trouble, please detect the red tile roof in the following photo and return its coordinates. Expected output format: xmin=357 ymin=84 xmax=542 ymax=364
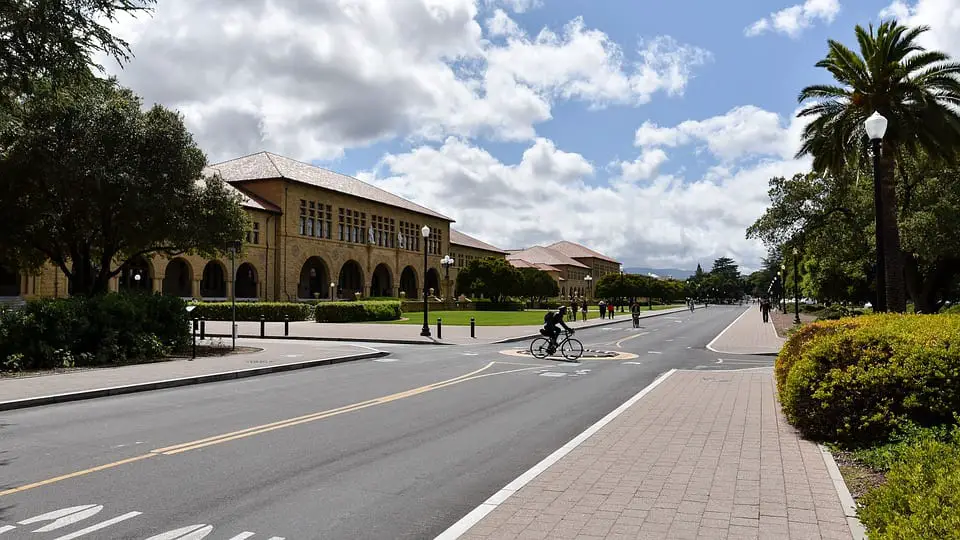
xmin=506 ymin=246 xmax=589 ymax=269
xmin=450 ymin=230 xmax=506 ymax=254
xmin=547 ymin=241 xmax=620 ymax=264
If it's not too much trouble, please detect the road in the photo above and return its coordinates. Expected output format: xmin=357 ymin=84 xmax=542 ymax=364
xmin=0 ymin=305 xmax=770 ymax=540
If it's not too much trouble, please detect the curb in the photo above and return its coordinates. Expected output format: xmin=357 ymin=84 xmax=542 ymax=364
xmin=819 ymin=444 xmax=868 ymax=540
xmin=434 ymin=369 xmax=679 ymax=539
xmin=0 ymin=350 xmax=389 ymax=412
xmin=491 ymin=306 xmax=691 ymax=344
xmin=206 ymin=333 xmax=453 ymax=346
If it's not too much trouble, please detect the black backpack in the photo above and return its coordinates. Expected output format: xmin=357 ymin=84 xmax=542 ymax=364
xmin=544 ymin=311 xmax=555 ymax=324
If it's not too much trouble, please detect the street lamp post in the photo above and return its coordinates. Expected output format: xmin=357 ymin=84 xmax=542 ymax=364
xmin=792 ymin=246 xmax=801 ymax=325
xmin=441 ymin=255 xmax=454 ymax=301
xmin=619 ymin=265 xmax=625 ymax=312
xmin=584 ymin=275 xmax=592 ymax=301
xmin=865 ymin=111 xmax=888 ymax=313
xmin=228 ymin=240 xmax=241 ymax=351
xmin=780 ymin=264 xmax=787 ymax=313
xmin=420 ymin=226 xmax=431 ymax=337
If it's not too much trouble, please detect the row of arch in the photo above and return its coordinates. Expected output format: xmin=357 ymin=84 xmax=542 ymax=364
xmin=0 ymin=257 xmax=444 ymax=300
xmin=560 ymin=286 xmax=587 ymax=298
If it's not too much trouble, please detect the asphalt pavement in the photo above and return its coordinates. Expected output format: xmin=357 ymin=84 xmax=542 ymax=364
xmin=0 ymin=305 xmax=768 ymax=539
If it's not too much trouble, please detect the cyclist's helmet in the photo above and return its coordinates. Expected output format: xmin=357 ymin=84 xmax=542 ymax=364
xmin=558 ymin=306 xmax=567 ymax=315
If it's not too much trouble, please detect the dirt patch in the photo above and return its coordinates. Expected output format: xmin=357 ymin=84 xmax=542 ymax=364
xmin=832 ymin=450 xmax=886 ymax=501
xmin=769 ymin=310 xmax=817 ymax=338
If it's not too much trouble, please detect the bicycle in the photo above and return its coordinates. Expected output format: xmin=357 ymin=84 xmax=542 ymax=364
xmin=530 ymin=330 xmax=584 ymax=361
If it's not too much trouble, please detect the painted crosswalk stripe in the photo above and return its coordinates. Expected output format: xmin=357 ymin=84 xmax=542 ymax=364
xmin=227 ymin=533 xmax=256 ymax=540
xmin=53 ymin=512 xmax=141 ymax=540
xmin=0 ymin=526 xmax=15 ymax=535
xmin=22 ymin=505 xmax=104 ymax=533
xmin=144 ymin=524 xmax=214 ymax=540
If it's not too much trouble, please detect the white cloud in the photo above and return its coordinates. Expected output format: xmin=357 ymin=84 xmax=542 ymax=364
xmin=746 ymin=0 xmax=841 ymax=38
xmin=100 ymin=0 xmax=709 ymax=162
xmin=485 ymin=0 xmax=543 ymax=13
xmin=631 ymin=105 xmax=807 ymax=162
xmin=360 ymin=119 xmax=811 ymax=270
xmin=879 ymin=0 xmax=960 ymax=58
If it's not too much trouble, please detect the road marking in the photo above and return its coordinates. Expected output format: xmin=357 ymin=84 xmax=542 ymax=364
xmin=0 ymin=526 xmax=15 ymax=534
xmin=0 ymin=362 xmax=538 ymax=499
xmin=539 ymin=372 xmax=566 ymax=377
xmin=434 ymin=369 xmax=679 ymax=540
xmin=283 ymin=354 xmax=301 ymax=358
xmin=647 ymin=351 xmax=662 ymax=354
xmin=373 ymin=358 xmax=398 ymax=362
xmin=705 ymin=307 xmax=752 ymax=353
xmin=665 ymin=339 xmax=674 ymax=342
xmin=614 ymin=332 xmax=648 ymax=348
xmin=145 ymin=525 xmax=213 ymax=540
xmin=21 ymin=505 xmax=103 ymax=532
xmin=716 ymin=359 xmax=723 ymax=364
xmin=462 ymin=353 xmax=478 ymax=356
xmin=623 ymin=361 xmax=644 ymax=365
xmin=227 ymin=533 xmax=256 ymax=540
xmin=53 ymin=512 xmax=141 ymax=540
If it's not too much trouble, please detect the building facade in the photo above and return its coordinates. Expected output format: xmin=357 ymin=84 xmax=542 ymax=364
xmin=506 ymin=246 xmax=591 ymax=299
xmin=1 ymin=152 xmax=455 ymax=303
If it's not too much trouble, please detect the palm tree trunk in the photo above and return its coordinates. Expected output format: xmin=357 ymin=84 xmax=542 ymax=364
xmin=879 ymin=146 xmax=907 ymax=312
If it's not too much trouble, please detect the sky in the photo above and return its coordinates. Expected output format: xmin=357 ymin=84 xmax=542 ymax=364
xmin=100 ymin=0 xmax=960 ymax=271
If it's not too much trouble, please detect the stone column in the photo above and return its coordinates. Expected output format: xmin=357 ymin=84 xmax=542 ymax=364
xmin=152 ymin=277 xmax=162 ymax=294
xmin=226 ymin=280 xmax=234 ymax=301
xmin=109 ymin=276 xmax=119 ymax=292
xmin=192 ymin=278 xmax=201 ymax=299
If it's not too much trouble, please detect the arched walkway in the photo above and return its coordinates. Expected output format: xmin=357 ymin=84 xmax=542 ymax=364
xmin=0 ymin=265 xmax=20 ymax=297
xmin=119 ymin=256 xmax=152 ymax=293
xmin=425 ymin=268 xmax=441 ymax=297
xmin=162 ymin=258 xmax=192 ymax=297
xmin=400 ymin=266 xmax=418 ymax=298
xmin=338 ymin=260 xmax=364 ymax=298
xmin=371 ymin=264 xmax=393 ymax=297
xmin=200 ymin=261 xmax=227 ymax=298
xmin=235 ymin=263 xmax=258 ymax=299
xmin=298 ymin=256 xmax=331 ymax=299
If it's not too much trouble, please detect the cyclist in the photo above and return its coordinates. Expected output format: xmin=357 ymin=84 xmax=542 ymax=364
xmin=542 ymin=306 xmax=574 ymax=353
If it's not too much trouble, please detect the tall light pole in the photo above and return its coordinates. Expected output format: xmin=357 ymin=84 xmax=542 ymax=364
xmin=228 ymin=240 xmax=241 ymax=350
xmin=420 ymin=225 xmax=431 ymax=337
xmin=792 ymin=246 xmax=801 ymax=325
xmin=584 ymin=275 xmax=592 ymax=301
xmin=619 ymin=265 xmax=625 ymax=312
xmin=865 ymin=111 xmax=888 ymax=313
xmin=441 ymin=254 xmax=454 ymax=301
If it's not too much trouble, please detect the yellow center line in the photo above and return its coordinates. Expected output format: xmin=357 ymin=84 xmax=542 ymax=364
xmin=0 ymin=361 xmax=538 ymax=498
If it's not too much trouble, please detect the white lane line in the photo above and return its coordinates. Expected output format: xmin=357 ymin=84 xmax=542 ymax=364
xmin=716 ymin=359 xmax=723 ymax=364
xmin=623 ymin=361 xmax=644 ymax=365
xmin=434 ymin=369 xmax=678 ymax=540
xmin=664 ymin=339 xmax=674 ymax=342
xmin=144 ymin=525 xmax=213 ymax=540
xmin=28 ymin=505 xmax=103 ymax=532
xmin=705 ymin=307 xmax=752 ymax=353
xmin=53 ymin=512 xmax=142 ymax=540
xmin=647 ymin=351 xmax=662 ymax=354
xmin=0 ymin=526 xmax=16 ymax=534
xmin=374 ymin=358 xmax=398 ymax=363
xmin=266 ymin=537 xmax=286 ymax=540
xmin=227 ymin=533 xmax=256 ymax=540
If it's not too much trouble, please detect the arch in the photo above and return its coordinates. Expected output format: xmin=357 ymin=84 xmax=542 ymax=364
xmin=399 ymin=266 xmax=418 ymax=298
xmin=162 ymin=258 xmax=193 ymax=297
xmin=337 ymin=260 xmax=364 ymax=299
xmin=298 ymin=256 xmax=331 ymax=299
xmin=425 ymin=268 xmax=441 ymax=297
xmin=119 ymin=256 xmax=152 ymax=293
xmin=0 ymin=265 xmax=20 ymax=296
xmin=200 ymin=260 xmax=227 ymax=298
xmin=235 ymin=262 xmax=258 ymax=299
xmin=370 ymin=263 xmax=393 ymax=297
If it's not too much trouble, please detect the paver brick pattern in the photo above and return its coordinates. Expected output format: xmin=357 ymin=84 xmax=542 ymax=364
xmin=708 ymin=307 xmax=786 ymax=355
xmin=459 ymin=369 xmax=852 ymax=540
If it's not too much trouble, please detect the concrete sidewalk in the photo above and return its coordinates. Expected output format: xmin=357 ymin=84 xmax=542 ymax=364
xmin=707 ymin=306 xmax=787 ymax=355
xmin=204 ymin=307 xmax=691 ymax=345
xmin=0 ymin=340 xmax=386 ymax=411
xmin=442 ymin=369 xmax=862 ymax=540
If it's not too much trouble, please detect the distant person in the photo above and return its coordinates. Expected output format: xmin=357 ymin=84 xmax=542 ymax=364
xmin=541 ymin=306 xmax=574 ymax=353
xmin=571 ymin=300 xmax=579 ymax=321
xmin=598 ymin=299 xmax=606 ymax=319
xmin=630 ymin=302 xmax=641 ymax=328
xmin=607 ymin=302 xmax=615 ymax=319
xmin=760 ymin=298 xmax=771 ymax=323
xmin=581 ymin=304 xmax=588 ymax=321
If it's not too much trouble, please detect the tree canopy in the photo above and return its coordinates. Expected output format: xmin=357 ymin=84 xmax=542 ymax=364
xmin=455 ymin=257 xmax=522 ymax=303
xmin=0 ymin=77 xmax=248 ymax=296
xmin=516 ymin=267 xmax=560 ymax=303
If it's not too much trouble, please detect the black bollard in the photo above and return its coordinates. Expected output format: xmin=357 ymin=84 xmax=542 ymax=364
xmin=437 ymin=318 xmax=442 ymax=340
xmin=260 ymin=315 xmax=266 ymax=338
xmin=284 ymin=315 xmax=290 ymax=336
xmin=470 ymin=317 xmax=475 ymax=338
xmin=200 ymin=317 xmax=206 ymax=340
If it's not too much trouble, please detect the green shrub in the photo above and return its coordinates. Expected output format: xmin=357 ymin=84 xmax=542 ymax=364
xmin=779 ymin=314 xmax=960 ymax=447
xmin=858 ymin=428 xmax=960 ymax=539
xmin=314 ymin=301 xmax=402 ymax=323
xmin=940 ymin=304 xmax=960 ymax=314
xmin=853 ymin=422 xmax=960 ymax=472
xmin=775 ymin=318 xmax=862 ymax=393
xmin=0 ymin=293 xmax=188 ymax=371
xmin=189 ymin=301 xmax=313 ymax=322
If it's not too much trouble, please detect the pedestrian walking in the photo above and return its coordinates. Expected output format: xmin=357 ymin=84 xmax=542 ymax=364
xmin=607 ymin=302 xmax=615 ymax=319
xmin=599 ymin=300 xmax=606 ymax=319
xmin=760 ymin=298 xmax=771 ymax=323
xmin=581 ymin=304 xmax=588 ymax=321
xmin=571 ymin=300 xmax=579 ymax=321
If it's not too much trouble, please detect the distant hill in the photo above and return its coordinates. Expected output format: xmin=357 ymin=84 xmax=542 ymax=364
xmin=623 ymin=267 xmax=694 ymax=280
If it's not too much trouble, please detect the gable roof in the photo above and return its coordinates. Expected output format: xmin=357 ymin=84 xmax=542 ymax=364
xmin=204 ymin=152 xmax=453 ymax=222
xmin=508 ymin=258 xmax=560 ymax=273
xmin=506 ymin=246 xmax=589 ymax=269
xmin=547 ymin=241 xmax=620 ymax=264
xmin=450 ymin=229 xmax=506 ymax=254
xmin=230 ymin=183 xmax=282 ymax=214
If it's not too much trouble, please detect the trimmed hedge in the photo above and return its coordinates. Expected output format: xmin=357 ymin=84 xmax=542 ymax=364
xmin=314 ymin=301 xmax=402 ymax=323
xmin=0 ymin=293 xmax=189 ymax=371
xmin=778 ymin=314 xmax=960 ymax=447
xmin=859 ymin=427 xmax=960 ymax=539
xmin=189 ymin=301 xmax=313 ymax=322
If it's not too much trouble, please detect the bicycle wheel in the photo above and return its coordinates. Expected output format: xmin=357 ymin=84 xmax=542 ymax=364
xmin=561 ymin=338 xmax=584 ymax=361
xmin=530 ymin=337 xmax=551 ymax=359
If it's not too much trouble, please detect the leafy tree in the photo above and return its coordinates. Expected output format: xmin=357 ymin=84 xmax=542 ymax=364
xmin=0 ymin=0 xmax=154 ymax=102
xmin=0 ymin=77 xmax=248 ymax=296
xmin=797 ymin=20 xmax=960 ymax=312
xmin=516 ymin=267 xmax=559 ymax=303
xmin=455 ymin=257 xmax=521 ymax=303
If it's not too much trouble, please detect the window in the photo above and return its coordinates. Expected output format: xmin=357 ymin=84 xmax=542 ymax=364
xmin=338 ymin=208 xmax=345 ymax=241
xmin=320 ymin=204 xmax=332 ymax=239
xmin=246 ymin=222 xmax=261 ymax=245
xmin=338 ymin=207 xmax=366 ymax=244
xmin=299 ymin=200 xmax=307 ymax=235
xmin=400 ymin=221 xmax=421 ymax=252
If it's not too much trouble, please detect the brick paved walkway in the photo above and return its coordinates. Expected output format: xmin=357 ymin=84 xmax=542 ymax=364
xmin=707 ymin=307 xmax=786 ymax=355
xmin=449 ymin=369 xmax=858 ymax=540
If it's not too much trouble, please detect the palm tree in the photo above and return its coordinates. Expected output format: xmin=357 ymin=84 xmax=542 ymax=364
xmin=796 ymin=20 xmax=960 ymax=313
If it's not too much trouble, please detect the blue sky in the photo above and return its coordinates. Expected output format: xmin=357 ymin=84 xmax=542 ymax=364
xmin=106 ymin=0 xmax=957 ymax=270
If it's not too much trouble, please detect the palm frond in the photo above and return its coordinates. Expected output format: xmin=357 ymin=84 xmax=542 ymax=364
xmin=798 ymin=84 xmax=851 ymax=102
xmin=902 ymin=50 xmax=950 ymax=74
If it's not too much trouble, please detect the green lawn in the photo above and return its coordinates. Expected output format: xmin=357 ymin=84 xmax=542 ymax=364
xmin=386 ymin=305 xmax=685 ymax=326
